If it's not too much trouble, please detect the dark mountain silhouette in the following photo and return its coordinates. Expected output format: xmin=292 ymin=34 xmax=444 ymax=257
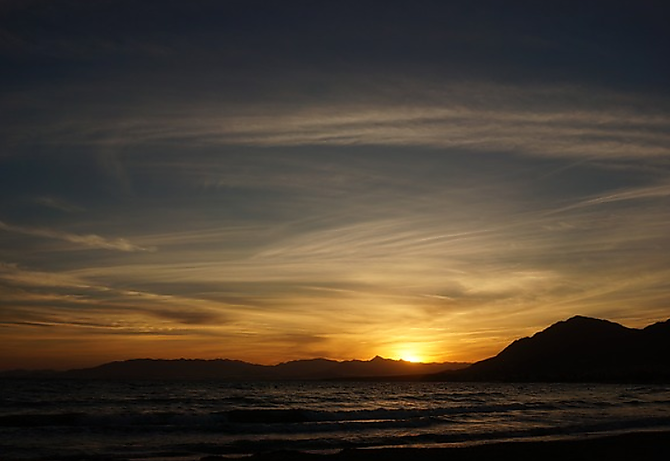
xmin=0 ymin=356 xmax=467 ymax=381
xmin=268 ymin=355 xmax=465 ymax=380
xmin=64 ymin=358 xmax=269 ymax=381
xmin=429 ymin=316 xmax=670 ymax=382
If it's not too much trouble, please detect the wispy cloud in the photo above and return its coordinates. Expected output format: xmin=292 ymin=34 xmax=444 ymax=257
xmin=9 ymin=83 xmax=669 ymax=163
xmin=0 ymin=262 xmax=91 ymax=289
xmin=0 ymin=220 xmax=153 ymax=252
xmin=33 ymin=196 xmax=85 ymax=213
xmin=0 ymin=262 xmax=231 ymax=330
xmin=547 ymin=183 xmax=670 ymax=215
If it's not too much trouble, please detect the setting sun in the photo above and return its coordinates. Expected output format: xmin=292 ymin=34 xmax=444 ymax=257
xmin=400 ymin=354 xmax=421 ymax=363
xmin=397 ymin=349 xmax=425 ymax=363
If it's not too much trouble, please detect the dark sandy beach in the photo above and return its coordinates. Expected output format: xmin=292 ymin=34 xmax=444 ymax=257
xmin=235 ymin=431 xmax=670 ymax=461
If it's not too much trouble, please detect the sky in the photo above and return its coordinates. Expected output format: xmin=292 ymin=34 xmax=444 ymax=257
xmin=1 ymin=0 xmax=670 ymax=370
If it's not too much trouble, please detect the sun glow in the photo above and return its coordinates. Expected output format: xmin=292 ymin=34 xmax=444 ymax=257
xmin=397 ymin=348 xmax=425 ymax=363
xmin=400 ymin=353 xmax=422 ymax=363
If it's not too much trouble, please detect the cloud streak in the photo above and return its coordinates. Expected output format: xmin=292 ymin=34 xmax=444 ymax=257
xmin=8 ymin=83 xmax=670 ymax=162
xmin=547 ymin=183 xmax=670 ymax=215
xmin=0 ymin=262 xmax=232 ymax=336
xmin=0 ymin=220 xmax=153 ymax=252
xmin=33 ymin=196 xmax=85 ymax=213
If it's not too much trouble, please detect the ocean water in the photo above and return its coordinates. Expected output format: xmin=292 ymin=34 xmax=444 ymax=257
xmin=1 ymin=380 xmax=670 ymax=460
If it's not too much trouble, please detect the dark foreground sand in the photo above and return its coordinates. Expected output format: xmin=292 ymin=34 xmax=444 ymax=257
xmin=204 ymin=431 xmax=670 ymax=461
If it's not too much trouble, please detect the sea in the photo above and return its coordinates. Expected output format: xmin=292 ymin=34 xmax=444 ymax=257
xmin=1 ymin=380 xmax=670 ymax=460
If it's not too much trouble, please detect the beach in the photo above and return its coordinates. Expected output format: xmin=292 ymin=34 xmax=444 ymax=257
xmin=244 ymin=431 xmax=670 ymax=461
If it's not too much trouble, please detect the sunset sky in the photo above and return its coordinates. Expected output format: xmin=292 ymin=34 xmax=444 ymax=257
xmin=1 ymin=0 xmax=670 ymax=370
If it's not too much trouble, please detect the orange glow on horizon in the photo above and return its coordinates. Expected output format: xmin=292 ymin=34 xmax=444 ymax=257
xmin=394 ymin=345 xmax=428 ymax=363
xmin=399 ymin=353 xmax=422 ymax=363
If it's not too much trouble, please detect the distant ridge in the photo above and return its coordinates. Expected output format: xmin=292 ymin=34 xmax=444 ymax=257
xmin=0 ymin=356 xmax=468 ymax=381
xmin=429 ymin=316 xmax=670 ymax=383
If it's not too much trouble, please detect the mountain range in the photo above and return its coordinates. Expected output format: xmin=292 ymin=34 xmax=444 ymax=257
xmin=0 ymin=355 xmax=466 ymax=381
xmin=2 ymin=316 xmax=668 ymax=382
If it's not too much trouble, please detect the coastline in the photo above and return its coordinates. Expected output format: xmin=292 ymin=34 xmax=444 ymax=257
xmin=240 ymin=430 xmax=670 ymax=461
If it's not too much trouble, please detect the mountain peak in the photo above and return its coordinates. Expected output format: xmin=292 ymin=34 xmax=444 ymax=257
xmin=537 ymin=315 xmax=631 ymax=339
xmin=433 ymin=316 xmax=670 ymax=383
xmin=557 ymin=315 xmax=622 ymax=327
xmin=565 ymin=315 xmax=599 ymax=323
xmin=563 ymin=315 xmax=621 ymax=326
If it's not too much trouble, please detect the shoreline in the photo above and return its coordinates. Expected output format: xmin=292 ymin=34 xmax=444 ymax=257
xmin=6 ymin=429 xmax=670 ymax=460
xmin=235 ymin=430 xmax=670 ymax=461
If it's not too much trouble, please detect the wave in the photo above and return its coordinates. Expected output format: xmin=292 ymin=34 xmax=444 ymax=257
xmin=0 ymin=402 xmax=550 ymax=427
xmin=3 ymin=401 xmax=669 ymax=435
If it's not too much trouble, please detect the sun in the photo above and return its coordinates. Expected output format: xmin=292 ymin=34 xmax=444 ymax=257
xmin=392 ymin=342 xmax=429 ymax=363
xmin=398 ymin=350 xmax=424 ymax=363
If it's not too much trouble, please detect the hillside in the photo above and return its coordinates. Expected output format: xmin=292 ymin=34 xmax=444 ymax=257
xmin=430 ymin=316 xmax=670 ymax=382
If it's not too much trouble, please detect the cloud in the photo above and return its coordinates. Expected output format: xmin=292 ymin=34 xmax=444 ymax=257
xmin=547 ymin=183 xmax=670 ymax=215
xmin=7 ymin=82 xmax=669 ymax=164
xmin=0 ymin=220 xmax=153 ymax=252
xmin=193 ymin=97 xmax=669 ymax=160
xmin=0 ymin=262 xmax=92 ymax=289
xmin=33 ymin=196 xmax=85 ymax=213
xmin=0 ymin=319 xmax=190 ymax=336
xmin=0 ymin=262 xmax=231 ymax=331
